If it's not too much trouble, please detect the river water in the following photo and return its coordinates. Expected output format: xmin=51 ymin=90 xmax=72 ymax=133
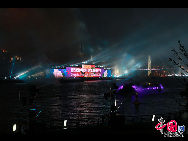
xmin=0 ymin=76 xmax=187 ymax=134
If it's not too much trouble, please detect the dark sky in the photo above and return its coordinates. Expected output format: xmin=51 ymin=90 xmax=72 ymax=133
xmin=1 ymin=8 xmax=188 ymax=68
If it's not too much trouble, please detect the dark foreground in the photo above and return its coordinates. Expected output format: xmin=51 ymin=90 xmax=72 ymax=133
xmin=0 ymin=76 xmax=188 ymax=138
xmin=6 ymin=122 xmax=164 ymax=139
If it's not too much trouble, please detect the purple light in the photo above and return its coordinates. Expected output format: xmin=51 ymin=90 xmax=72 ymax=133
xmin=132 ymin=85 xmax=143 ymax=92
xmin=160 ymin=84 xmax=164 ymax=90
xmin=132 ymin=85 xmax=136 ymax=89
xmin=117 ymin=83 xmax=164 ymax=95
xmin=118 ymin=85 xmax=124 ymax=90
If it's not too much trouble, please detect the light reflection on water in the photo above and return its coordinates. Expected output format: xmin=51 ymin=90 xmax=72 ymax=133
xmin=41 ymin=80 xmax=113 ymax=128
xmin=0 ymin=77 xmax=187 ymax=133
xmin=39 ymin=79 xmax=186 ymax=129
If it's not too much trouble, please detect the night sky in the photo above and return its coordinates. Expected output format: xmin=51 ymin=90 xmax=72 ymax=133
xmin=1 ymin=8 xmax=188 ymax=68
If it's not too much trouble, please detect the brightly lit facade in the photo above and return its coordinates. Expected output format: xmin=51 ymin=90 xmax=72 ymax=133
xmin=46 ymin=64 xmax=111 ymax=78
xmin=148 ymin=55 xmax=151 ymax=76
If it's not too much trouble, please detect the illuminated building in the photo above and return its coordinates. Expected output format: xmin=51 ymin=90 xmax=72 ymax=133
xmin=0 ymin=49 xmax=23 ymax=78
xmin=0 ymin=49 xmax=11 ymax=78
xmin=114 ymin=66 xmax=120 ymax=77
xmin=10 ymin=56 xmax=22 ymax=62
xmin=46 ymin=64 xmax=111 ymax=78
xmin=90 ymin=55 xmax=93 ymax=62
xmin=0 ymin=49 xmax=9 ymax=61
xmin=148 ymin=55 xmax=151 ymax=76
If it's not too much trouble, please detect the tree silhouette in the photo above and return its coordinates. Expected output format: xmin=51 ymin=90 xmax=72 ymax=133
xmin=169 ymin=40 xmax=188 ymax=94
xmin=169 ymin=40 xmax=188 ymax=76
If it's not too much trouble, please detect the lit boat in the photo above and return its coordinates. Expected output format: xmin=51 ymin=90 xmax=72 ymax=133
xmin=117 ymin=83 xmax=137 ymax=95
xmin=116 ymin=82 xmax=164 ymax=95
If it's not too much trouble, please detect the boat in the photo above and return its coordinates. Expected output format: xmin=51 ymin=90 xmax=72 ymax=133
xmin=115 ymin=81 xmax=164 ymax=96
xmin=117 ymin=83 xmax=137 ymax=95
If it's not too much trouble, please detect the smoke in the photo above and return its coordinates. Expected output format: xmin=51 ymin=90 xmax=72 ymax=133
xmin=1 ymin=8 xmax=188 ymax=69
xmin=78 ymin=8 xmax=188 ymax=67
xmin=0 ymin=8 xmax=89 ymax=66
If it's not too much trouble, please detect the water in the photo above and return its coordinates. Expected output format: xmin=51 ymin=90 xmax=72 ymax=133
xmin=0 ymin=77 xmax=187 ymax=134
xmin=41 ymin=80 xmax=113 ymax=129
